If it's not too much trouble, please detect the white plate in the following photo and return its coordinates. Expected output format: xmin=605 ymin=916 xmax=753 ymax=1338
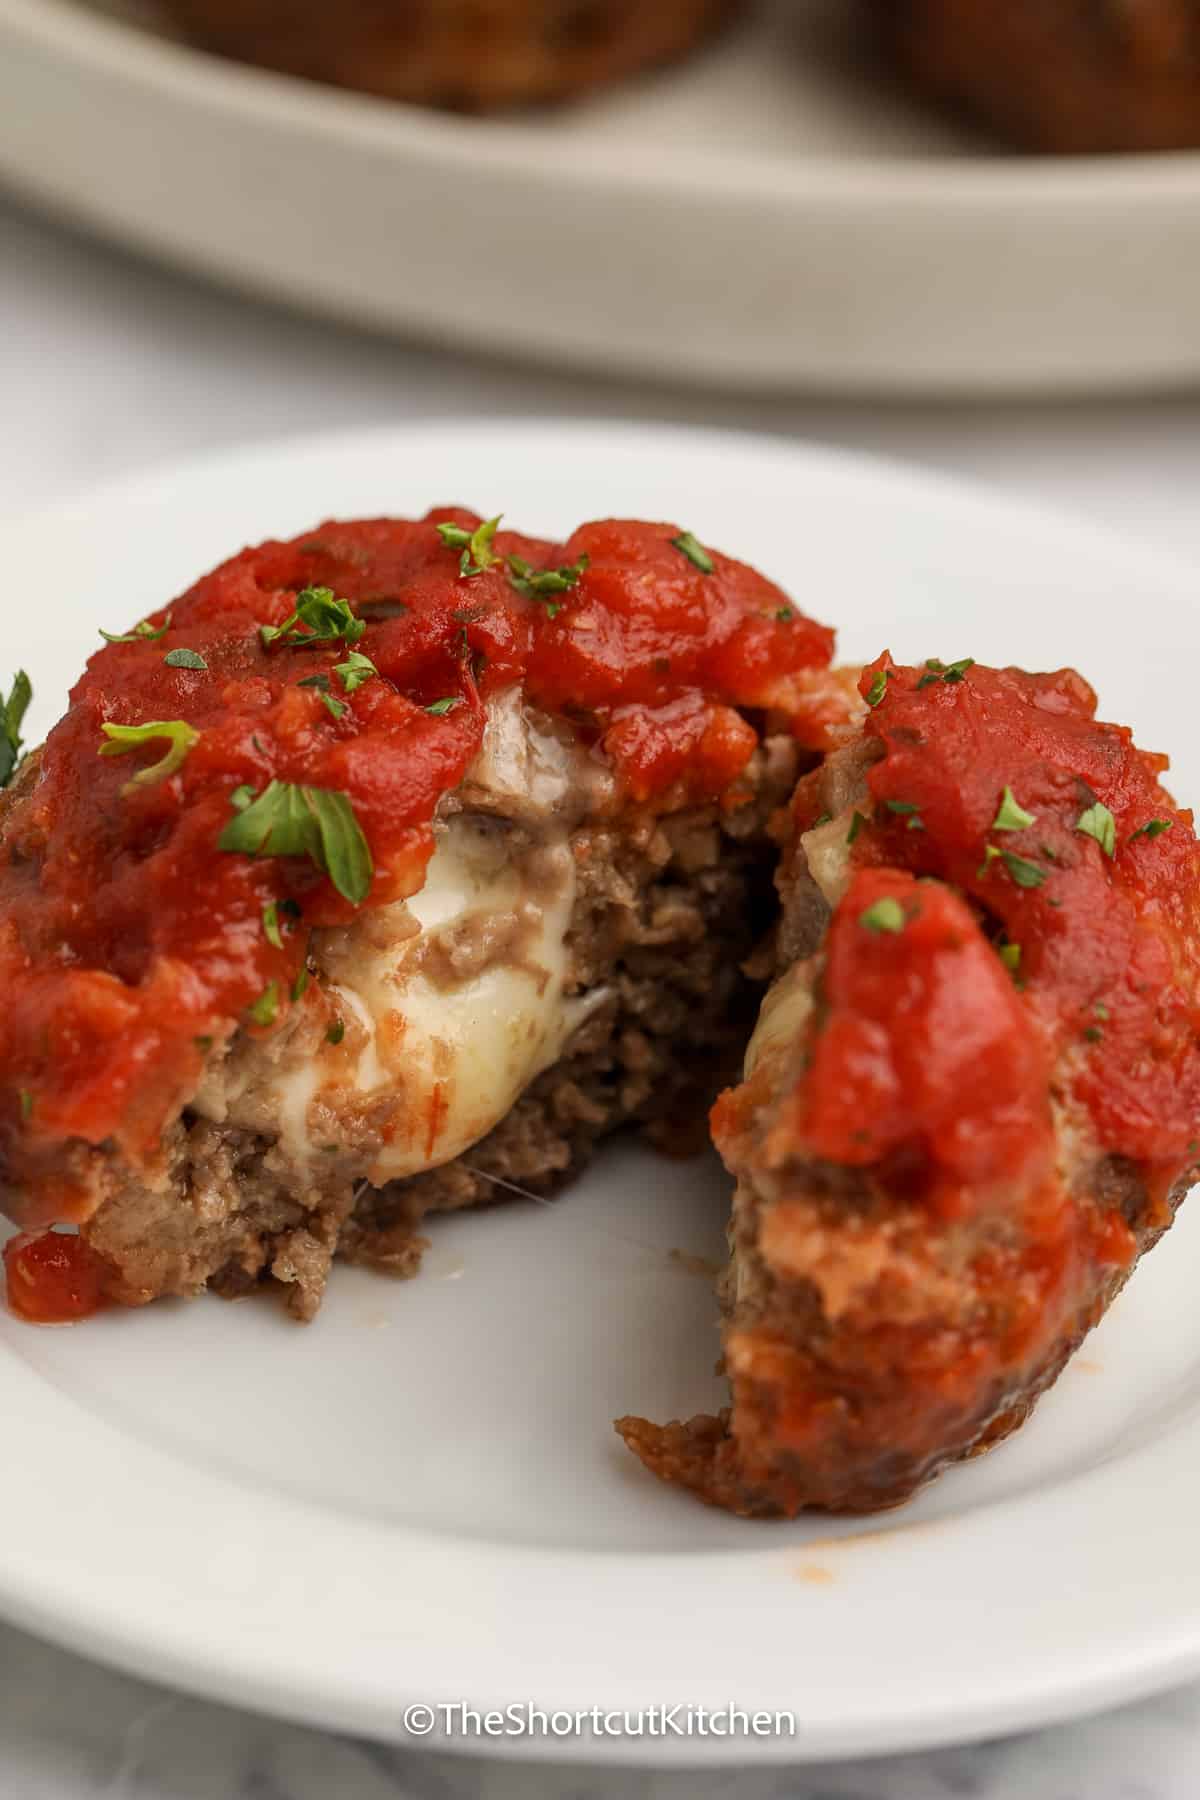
xmin=3 ymin=419 xmax=1200 ymax=1767
xmin=4 ymin=0 xmax=1200 ymax=395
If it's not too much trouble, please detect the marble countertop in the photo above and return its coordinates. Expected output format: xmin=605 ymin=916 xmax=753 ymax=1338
xmin=5 ymin=191 xmax=1200 ymax=1800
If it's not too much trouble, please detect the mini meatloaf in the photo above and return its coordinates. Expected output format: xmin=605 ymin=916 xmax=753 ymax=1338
xmin=871 ymin=0 xmax=1200 ymax=152
xmin=619 ymin=655 xmax=1200 ymax=1515
xmin=0 ymin=511 xmax=851 ymax=1323
xmin=159 ymin=0 xmax=741 ymax=109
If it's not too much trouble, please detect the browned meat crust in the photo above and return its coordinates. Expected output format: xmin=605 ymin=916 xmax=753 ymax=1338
xmin=871 ymin=0 xmax=1200 ymax=152
xmin=158 ymin=0 xmax=741 ymax=110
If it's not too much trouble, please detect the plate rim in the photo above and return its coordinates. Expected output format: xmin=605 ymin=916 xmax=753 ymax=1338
xmin=2 ymin=417 xmax=1200 ymax=1766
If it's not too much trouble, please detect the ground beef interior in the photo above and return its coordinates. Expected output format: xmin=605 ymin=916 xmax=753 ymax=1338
xmin=76 ymin=737 xmax=800 ymax=1319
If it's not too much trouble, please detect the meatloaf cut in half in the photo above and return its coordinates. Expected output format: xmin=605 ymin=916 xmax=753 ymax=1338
xmin=0 ymin=510 xmax=852 ymax=1323
xmin=158 ymin=0 xmax=742 ymax=110
xmin=619 ymin=654 xmax=1200 ymax=1515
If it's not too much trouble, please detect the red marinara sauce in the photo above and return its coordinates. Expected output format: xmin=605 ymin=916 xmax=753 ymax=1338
xmin=792 ymin=656 xmax=1200 ymax=1214
xmin=3 ymin=1231 xmax=110 ymax=1324
xmin=0 ymin=511 xmax=836 ymax=1315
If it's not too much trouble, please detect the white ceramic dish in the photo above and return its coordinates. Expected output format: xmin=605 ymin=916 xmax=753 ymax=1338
xmin=3 ymin=0 xmax=1200 ymax=394
xmin=2 ymin=419 xmax=1200 ymax=1766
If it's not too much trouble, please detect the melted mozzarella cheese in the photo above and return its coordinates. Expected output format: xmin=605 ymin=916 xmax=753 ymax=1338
xmin=335 ymin=816 xmax=585 ymax=1182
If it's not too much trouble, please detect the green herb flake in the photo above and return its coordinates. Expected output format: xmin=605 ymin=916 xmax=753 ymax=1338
xmin=885 ymin=800 xmax=921 ymax=816
xmin=100 ymin=612 xmax=172 ymax=645
xmin=812 ymin=812 xmax=833 ymax=829
xmin=1076 ymin=801 xmax=1117 ymax=860
xmin=164 ymin=648 xmax=208 ymax=672
xmin=260 ymin=588 xmax=365 ymax=651
xmin=999 ymin=850 xmax=1048 ymax=889
xmin=999 ymin=943 xmax=1022 ymax=973
xmin=916 ymin=672 xmax=941 ymax=690
xmin=775 ymin=607 xmax=794 ymax=623
xmin=230 ymin=784 xmax=256 ymax=812
xmin=942 ymin=658 xmax=975 ymax=684
xmin=0 ymin=671 xmax=32 ymax=789
xmin=1094 ymin=1001 xmax=1110 ymax=1020
xmin=847 ymin=810 xmax=868 ymax=846
xmin=218 ymin=781 xmax=373 ymax=905
xmin=1084 ymin=1024 xmax=1104 ymax=1044
xmin=320 ymin=692 xmax=348 ymax=722
xmin=333 ymin=650 xmax=378 ymax=694
xmin=1131 ymin=818 xmax=1173 ymax=842
xmin=99 ymin=719 xmax=200 ymax=792
xmin=291 ymin=964 xmax=310 ymax=1003
xmin=18 ymin=1089 xmax=33 ymax=1123
xmin=860 ymin=896 xmax=906 ymax=935
xmin=992 ymin=786 xmax=1036 ymax=833
xmin=262 ymin=901 xmax=284 ymax=950
xmin=437 ymin=515 xmax=502 ymax=578
xmin=670 ymin=531 xmax=714 ymax=575
xmin=326 ymin=1019 xmax=346 ymax=1046
xmin=507 ymin=552 xmax=589 ymax=611
xmin=248 ymin=983 xmax=280 ymax=1028
xmin=426 ymin=696 xmax=461 ymax=716
xmin=865 ymin=668 xmax=892 ymax=708
xmin=195 ymin=1035 xmax=214 ymax=1054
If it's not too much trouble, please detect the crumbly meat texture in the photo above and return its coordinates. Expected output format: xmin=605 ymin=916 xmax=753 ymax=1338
xmin=871 ymin=0 xmax=1200 ymax=152
xmin=158 ymin=0 xmax=741 ymax=110
xmin=74 ymin=734 xmax=798 ymax=1319
xmin=618 ymin=665 xmax=1200 ymax=1516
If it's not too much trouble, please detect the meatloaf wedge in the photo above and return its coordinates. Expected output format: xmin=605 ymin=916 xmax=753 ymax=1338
xmin=618 ymin=655 xmax=1200 ymax=1515
xmin=0 ymin=511 xmax=850 ymax=1323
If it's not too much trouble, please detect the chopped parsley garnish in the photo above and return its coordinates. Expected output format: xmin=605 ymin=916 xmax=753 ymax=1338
xmin=1084 ymin=1024 xmax=1104 ymax=1043
xmin=99 ymin=719 xmax=200 ymax=791
xmin=437 ymin=516 xmax=502 ymax=578
xmin=18 ymin=1089 xmax=33 ymax=1123
xmin=320 ymin=693 xmax=347 ymax=721
xmin=100 ymin=612 xmax=172 ymax=645
xmin=865 ymin=668 xmax=892 ymax=708
xmin=670 ymin=531 xmax=714 ymax=575
xmin=260 ymin=588 xmax=365 ymax=651
xmin=507 ymin=553 xmax=589 ymax=618
xmin=919 ymin=656 xmax=975 ymax=688
xmin=291 ymin=964 xmax=310 ymax=1003
xmin=0 ymin=671 xmax=32 ymax=789
xmin=992 ymin=786 xmax=1035 ymax=833
xmin=812 ymin=812 xmax=832 ymax=828
xmin=333 ymin=650 xmax=378 ymax=694
xmin=219 ymin=781 xmax=373 ymax=905
xmin=164 ymin=648 xmax=208 ymax=672
xmin=860 ymin=896 xmax=906 ymax=935
xmin=1094 ymin=1001 xmax=1109 ymax=1020
xmin=248 ymin=983 xmax=280 ymax=1028
xmin=885 ymin=800 xmax=920 ymax=815
xmin=846 ymin=810 xmax=868 ymax=845
xmin=998 ymin=943 xmax=1022 ymax=973
xmin=999 ymin=850 xmax=1047 ymax=889
xmin=775 ymin=607 xmax=794 ymax=623
xmin=195 ymin=1036 xmax=213 ymax=1053
xmin=426 ymin=696 xmax=461 ymax=716
xmin=979 ymin=844 xmax=1047 ymax=888
xmin=326 ymin=1019 xmax=346 ymax=1046
xmin=1131 ymin=818 xmax=1173 ymax=842
xmin=262 ymin=900 xmax=299 ymax=950
xmin=1076 ymin=801 xmax=1116 ymax=859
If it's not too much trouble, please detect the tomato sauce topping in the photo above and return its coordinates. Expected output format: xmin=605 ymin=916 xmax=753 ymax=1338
xmin=793 ymin=657 xmax=1200 ymax=1204
xmin=0 ymin=511 xmax=835 ymax=1225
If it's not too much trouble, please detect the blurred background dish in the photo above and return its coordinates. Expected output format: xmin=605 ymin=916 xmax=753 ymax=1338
xmin=2 ymin=0 xmax=1200 ymax=396
xmin=872 ymin=0 xmax=1200 ymax=153
xmin=157 ymin=0 xmax=742 ymax=110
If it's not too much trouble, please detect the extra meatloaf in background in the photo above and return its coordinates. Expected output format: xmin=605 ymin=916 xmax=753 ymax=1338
xmin=157 ymin=0 xmax=742 ymax=109
xmin=870 ymin=0 xmax=1200 ymax=152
